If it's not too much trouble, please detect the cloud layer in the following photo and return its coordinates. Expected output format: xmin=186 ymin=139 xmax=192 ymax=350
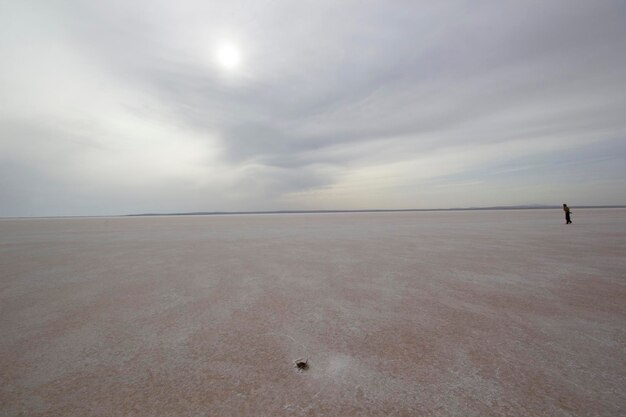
xmin=2 ymin=0 xmax=625 ymax=216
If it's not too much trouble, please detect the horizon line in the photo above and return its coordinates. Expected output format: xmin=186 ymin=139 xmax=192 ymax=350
xmin=3 ymin=204 xmax=626 ymax=220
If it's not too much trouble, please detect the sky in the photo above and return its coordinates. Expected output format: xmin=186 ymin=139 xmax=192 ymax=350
xmin=1 ymin=0 xmax=626 ymax=216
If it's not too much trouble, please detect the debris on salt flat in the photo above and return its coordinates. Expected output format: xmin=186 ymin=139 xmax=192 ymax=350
xmin=294 ymin=358 xmax=309 ymax=372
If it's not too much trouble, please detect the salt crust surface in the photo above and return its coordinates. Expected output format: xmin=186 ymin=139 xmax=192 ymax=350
xmin=1 ymin=209 xmax=625 ymax=416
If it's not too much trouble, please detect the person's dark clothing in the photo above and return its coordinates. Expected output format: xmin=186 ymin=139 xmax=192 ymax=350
xmin=563 ymin=205 xmax=572 ymax=224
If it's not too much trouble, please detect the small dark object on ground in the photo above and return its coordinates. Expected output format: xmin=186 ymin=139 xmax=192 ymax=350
xmin=294 ymin=358 xmax=309 ymax=371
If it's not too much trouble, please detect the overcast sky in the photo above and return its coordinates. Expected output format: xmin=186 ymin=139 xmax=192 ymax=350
xmin=1 ymin=0 xmax=625 ymax=216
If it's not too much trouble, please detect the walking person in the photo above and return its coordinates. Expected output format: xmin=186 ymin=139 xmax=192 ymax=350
xmin=563 ymin=204 xmax=572 ymax=224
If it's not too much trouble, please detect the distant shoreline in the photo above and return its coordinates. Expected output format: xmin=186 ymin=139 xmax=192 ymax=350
xmin=126 ymin=205 xmax=626 ymax=217
xmin=2 ymin=205 xmax=626 ymax=219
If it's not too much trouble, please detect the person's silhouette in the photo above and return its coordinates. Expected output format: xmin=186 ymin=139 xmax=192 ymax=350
xmin=563 ymin=204 xmax=572 ymax=224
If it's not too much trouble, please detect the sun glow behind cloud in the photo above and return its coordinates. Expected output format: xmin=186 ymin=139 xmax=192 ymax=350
xmin=215 ymin=42 xmax=242 ymax=72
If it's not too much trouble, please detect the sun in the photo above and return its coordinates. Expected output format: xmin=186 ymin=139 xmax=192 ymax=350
xmin=215 ymin=42 xmax=241 ymax=71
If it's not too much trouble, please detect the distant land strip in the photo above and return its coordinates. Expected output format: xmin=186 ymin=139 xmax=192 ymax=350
xmin=127 ymin=205 xmax=626 ymax=217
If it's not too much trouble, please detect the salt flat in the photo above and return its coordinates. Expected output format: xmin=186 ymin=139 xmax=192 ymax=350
xmin=1 ymin=209 xmax=625 ymax=416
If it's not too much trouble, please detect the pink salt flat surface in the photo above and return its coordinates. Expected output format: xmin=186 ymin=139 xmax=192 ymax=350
xmin=1 ymin=209 xmax=625 ymax=416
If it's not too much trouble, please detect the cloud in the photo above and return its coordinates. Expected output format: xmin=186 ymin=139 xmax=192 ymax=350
xmin=1 ymin=0 xmax=625 ymax=216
